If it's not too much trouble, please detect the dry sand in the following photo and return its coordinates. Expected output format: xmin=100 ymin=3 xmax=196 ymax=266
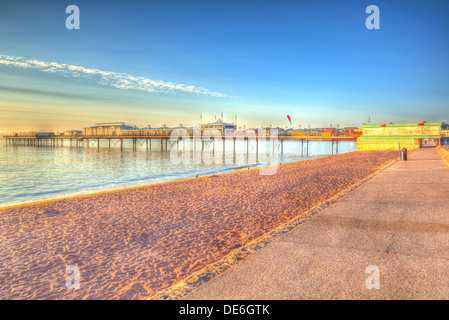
xmin=0 ymin=150 xmax=395 ymax=299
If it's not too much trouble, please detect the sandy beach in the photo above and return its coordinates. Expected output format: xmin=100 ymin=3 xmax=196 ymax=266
xmin=0 ymin=150 xmax=395 ymax=300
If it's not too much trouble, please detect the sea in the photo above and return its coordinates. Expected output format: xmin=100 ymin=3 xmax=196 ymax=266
xmin=0 ymin=138 xmax=357 ymax=207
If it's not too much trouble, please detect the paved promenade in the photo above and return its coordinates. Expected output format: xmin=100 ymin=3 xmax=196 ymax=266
xmin=185 ymin=148 xmax=449 ymax=299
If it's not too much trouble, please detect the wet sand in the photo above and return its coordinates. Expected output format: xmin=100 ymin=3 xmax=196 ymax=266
xmin=0 ymin=150 xmax=395 ymax=299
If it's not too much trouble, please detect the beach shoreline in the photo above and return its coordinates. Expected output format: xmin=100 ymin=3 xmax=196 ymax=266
xmin=0 ymin=153 xmax=327 ymax=211
xmin=0 ymin=138 xmax=349 ymax=210
xmin=0 ymin=150 xmax=396 ymax=299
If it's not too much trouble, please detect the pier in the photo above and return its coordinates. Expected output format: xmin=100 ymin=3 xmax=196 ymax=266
xmin=3 ymin=134 xmax=357 ymax=157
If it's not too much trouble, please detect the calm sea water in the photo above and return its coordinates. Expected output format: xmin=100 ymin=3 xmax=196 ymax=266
xmin=0 ymin=138 xmax=356 ymax=207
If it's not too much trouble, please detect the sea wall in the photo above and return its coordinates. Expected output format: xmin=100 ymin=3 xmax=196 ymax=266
xmin=357 ymin=137 xmax=419 ymax=151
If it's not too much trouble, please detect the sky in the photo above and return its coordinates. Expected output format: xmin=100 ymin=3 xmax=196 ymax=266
xmin=0 ymin=0 xmax=448 ymax=132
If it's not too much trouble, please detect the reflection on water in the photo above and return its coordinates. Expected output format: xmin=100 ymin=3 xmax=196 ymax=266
xmin=0 ymin=139 xmax=356 ymax=207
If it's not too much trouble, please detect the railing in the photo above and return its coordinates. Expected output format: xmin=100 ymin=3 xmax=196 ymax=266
xmin=3 ymin=130 xmax=361 ymax=139
xmin=2 ymin=131 xmax=38 ymax=137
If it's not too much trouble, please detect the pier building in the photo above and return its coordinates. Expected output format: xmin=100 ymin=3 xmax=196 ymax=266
xmin=357 ymin=122 xmax=442 ymax=151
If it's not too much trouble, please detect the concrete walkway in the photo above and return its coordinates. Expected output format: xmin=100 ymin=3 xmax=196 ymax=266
xmin=185 ymin=148 xmax=449 ymax=299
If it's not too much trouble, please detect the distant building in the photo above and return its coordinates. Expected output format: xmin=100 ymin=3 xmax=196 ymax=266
xmin=164 ymin=124 xmax=194 ymax=135
xmin=321 ymin=128 xmax=337 ymax=136
xmin=66 ymin=130 xmax=83 ymax=136
xmin=120 ymin=124 xmax=169 ymax=136
xmin=243 ymin=128 xmax=258 ymax=135
xmin=259 ymin=127 xmax=274 ymax=135
xmin=84 ymin=122 xmax=134 ymax=136
xmin=202 ymin=119 xmax=236 ymax=134
xmin=83 ymin=120 xmax=247 ymax=136
xmin=357 ymin=122 xmax=442 ymax=150
xmin=151 ymin=124 xmax=174 ymax=136
xmin=344 ymin=127 xmax=362 ymax=136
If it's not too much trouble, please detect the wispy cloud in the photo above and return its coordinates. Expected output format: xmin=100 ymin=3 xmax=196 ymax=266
xmin=0 ymin=54 xmax=228 ymax=98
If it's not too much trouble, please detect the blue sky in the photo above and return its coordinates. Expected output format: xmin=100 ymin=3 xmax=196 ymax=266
xmin=0 ymin=0 xmax=448 ymax=131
